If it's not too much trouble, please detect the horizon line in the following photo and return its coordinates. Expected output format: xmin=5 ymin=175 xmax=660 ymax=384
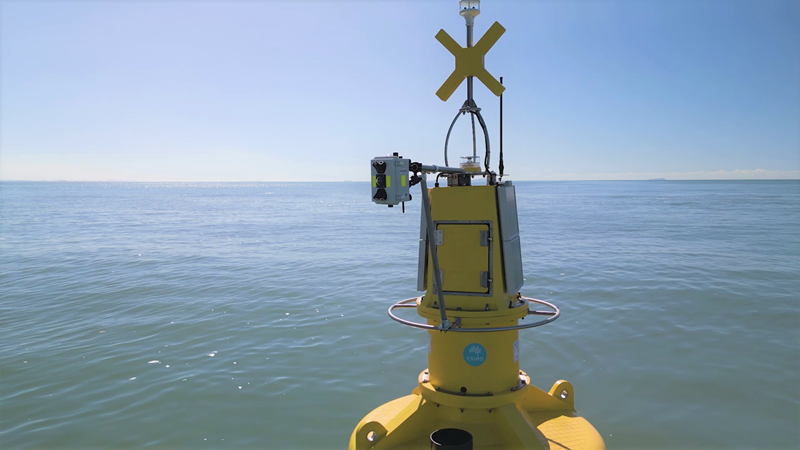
xmin=2 ymin=178 xmax=799 ymax=183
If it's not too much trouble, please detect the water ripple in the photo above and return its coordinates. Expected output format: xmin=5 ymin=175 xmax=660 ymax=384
xmin=1 ymin=180 xmax=798 ymax=448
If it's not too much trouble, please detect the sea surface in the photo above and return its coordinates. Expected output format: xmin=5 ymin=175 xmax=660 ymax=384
xmin=1 ymin=180 xmax=798 ymax=449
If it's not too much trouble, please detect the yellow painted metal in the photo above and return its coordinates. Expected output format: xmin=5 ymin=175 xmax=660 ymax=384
xmin=428 ymin=328 xmax=518 ymax=394
xmin=435 ymin=22 xmax=507 ymax=101
xmin=418 ymin=186 xmax=523 ymax=320
xmin=462 ymin=163 xmax=482 ymax=173
xmin=350 ymin=184 xmax=604 ymax=449
xmin=436 ymin=224 xmax=488 ymax=293
xmin=421 ymin=185 xmax=521 ymax=400
xmin=349 ymin=372 xmax=605 ymax=450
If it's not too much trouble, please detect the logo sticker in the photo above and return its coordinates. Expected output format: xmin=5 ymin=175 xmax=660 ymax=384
xmin=463 ymin=343 xmax=487 ymax=366
xmin=513 ymin=340 xmax=520 ymax=362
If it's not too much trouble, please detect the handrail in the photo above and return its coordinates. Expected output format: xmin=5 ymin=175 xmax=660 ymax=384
xmin=387 ymin=295 xmax=560 ymax=333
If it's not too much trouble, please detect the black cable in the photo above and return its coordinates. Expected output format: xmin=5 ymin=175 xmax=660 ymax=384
xmin=475 ymin=110 xmax=491 ymax=174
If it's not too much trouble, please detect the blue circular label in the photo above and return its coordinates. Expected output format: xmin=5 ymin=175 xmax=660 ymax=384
xmin=463 ymin=343 xmax=487 ymax=366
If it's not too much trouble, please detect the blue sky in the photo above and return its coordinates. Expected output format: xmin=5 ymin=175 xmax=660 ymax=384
xmin=2 ymin=0 xmax=798 ymax=181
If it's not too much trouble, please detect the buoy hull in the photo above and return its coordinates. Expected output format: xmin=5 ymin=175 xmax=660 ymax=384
xmin=349 ymin=370 xmax=605 ymax=450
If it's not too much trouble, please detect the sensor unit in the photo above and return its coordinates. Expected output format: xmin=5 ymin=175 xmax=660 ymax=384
xmin=371 ymin=154 xmax=411 ymax=206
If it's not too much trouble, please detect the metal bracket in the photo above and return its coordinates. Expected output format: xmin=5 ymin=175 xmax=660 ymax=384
xmin=459 ymin=99 xmax=481 ymax=114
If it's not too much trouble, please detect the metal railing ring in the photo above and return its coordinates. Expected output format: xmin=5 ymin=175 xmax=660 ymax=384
xmin=387 ymin=295 xmax=559 ymax=332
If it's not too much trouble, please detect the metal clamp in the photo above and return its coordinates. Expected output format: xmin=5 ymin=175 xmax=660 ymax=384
xmin=387 ymin=296 xmax=560 ymax=333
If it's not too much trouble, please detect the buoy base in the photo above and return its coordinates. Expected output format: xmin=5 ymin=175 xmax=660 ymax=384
xmin=350 ymin=370 xmax=605 ymax=450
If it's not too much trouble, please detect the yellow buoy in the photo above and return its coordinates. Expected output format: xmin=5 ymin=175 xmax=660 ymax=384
xmin=355 ymin=2 xmax=604 ymax=449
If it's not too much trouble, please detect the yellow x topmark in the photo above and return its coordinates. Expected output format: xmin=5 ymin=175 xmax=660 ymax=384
xmin=435 ymin=21 xmax=506 ymax=102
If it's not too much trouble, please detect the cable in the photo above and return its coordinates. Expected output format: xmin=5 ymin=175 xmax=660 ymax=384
xmin=475 ymin=110 xmax=490 ymax=173
xmin=471 ymin=112 xmax=477 ymax=160
xmin=443 ymin=111 xmax=462 ymax=167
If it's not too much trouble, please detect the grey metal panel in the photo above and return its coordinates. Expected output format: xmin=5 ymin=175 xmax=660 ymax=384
xmin=496 ymin=182 xmax=520 ymax=240
xmin=502 ymin=236 xmax=524 ymax=293
xmin=416 ymin=201 xmax=427 ymax=291
xmin=371 ymin=155 xmax=411 ymax=206
xmin=496 ymin=182 xmax=524 ymax=293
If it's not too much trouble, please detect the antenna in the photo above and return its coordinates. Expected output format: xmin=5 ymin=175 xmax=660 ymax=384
xmin=499 ymin=76 xmax=504 ymax=180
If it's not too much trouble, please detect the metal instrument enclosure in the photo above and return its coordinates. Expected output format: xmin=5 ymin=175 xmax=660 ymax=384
xmin=371 ymin=155 xmax=411 ymax=206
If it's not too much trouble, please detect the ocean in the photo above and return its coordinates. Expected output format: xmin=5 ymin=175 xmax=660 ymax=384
xmin=1 ymin=180 xmax=798 ymax=449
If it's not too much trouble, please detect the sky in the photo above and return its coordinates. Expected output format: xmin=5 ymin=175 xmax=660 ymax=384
xmin=1 ymin=0 xmax=798 ymax=181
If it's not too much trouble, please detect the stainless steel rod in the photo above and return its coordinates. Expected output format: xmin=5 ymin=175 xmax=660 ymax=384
xmin=419 ymin=176 xmax=450 ymax=330
xmin=466 ymin=19 xmax=474 ymax=103
xmin=420 ymin=165 xmax=465 ymax=174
